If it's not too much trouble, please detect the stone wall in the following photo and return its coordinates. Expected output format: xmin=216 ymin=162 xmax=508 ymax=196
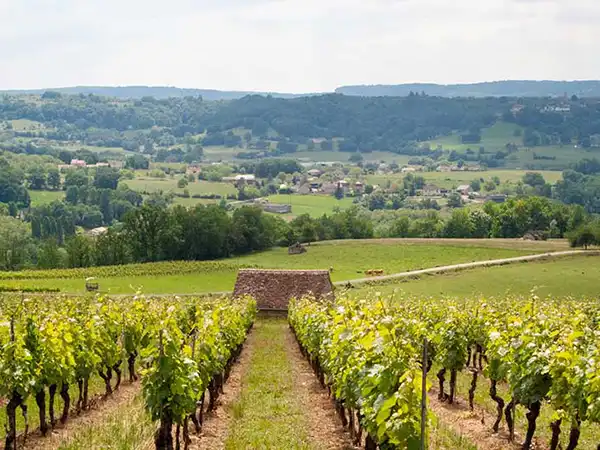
xmin=233 ymin=269 xmax=333 ymax=310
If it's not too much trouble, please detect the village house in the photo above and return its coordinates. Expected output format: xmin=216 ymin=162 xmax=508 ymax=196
xmin=354 ymin=181 xmax=364 ymax=194
xmin=223 ymin=174 xmax=258 ymax=189
xmin=486 ymin=194 xmax=507 ymax=203
xmin=422 ymin=184 xmax=442 ymax=196
xmin=307 ymin=169 xmax=323 ymax=177
xmin=308 ymin=177 xmax=321 ymax=190
xmin=456 ymin=185 xmax=471 ymax=195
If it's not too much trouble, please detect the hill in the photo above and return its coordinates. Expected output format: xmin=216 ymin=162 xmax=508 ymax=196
xmin=335 ymin=80 xmax=600 ymax=98
xmin=0 ymin=85 xmax=312 ymax=100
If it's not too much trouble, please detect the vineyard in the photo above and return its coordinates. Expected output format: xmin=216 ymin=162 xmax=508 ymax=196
xmin=0 ymin=294 xmax=256 ymax=450
xmin=289 ymin=293 xmax=600 ymax=450
xmin=1 ymin=289 xmax=600 ymax=450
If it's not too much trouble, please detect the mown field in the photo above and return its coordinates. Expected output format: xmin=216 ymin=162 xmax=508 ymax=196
xmin=367 ymin=169 xmax=563 ymax=190
xmin=122 ymin=176 xmax=237 ymax=197
xmin=265 ymin=194 xmax=355 ymax=218
xmin=359 ymin=253 xmax=599 ymax=298
xmin=0 ymin=239 xmax=557 ymax=295
xmin=29 ymin=189 xmax=64 ymax=206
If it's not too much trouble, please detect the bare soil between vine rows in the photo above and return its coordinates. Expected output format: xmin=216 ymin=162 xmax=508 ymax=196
xmin=428 ymin=387 xmax=545 ymax=450
xmin=19 ymin=381 xmax=140 ymax=450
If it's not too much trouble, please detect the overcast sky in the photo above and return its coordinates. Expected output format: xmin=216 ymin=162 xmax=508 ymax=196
xmin=0 ymin=0 xmax=597 ymax=92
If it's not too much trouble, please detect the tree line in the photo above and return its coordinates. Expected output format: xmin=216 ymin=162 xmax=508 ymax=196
xmin=0 ymin=195 xmax=591 ymax=271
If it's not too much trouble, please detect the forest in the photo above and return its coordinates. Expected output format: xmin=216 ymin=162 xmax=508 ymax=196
xmin=2 ymin=92 xmax=600 ymax=158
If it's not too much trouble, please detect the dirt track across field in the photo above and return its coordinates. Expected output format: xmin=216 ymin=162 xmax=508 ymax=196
xmin=336 ymin=250 xmax=598 ymax=287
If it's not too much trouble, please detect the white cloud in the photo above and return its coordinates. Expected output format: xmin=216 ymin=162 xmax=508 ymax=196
xmin=0 ymin=0 xmax=598 ymax=92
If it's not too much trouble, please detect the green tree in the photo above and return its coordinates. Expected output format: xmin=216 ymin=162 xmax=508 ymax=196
xmin=94 ymin=229 xmax=132 ymax=266
xmin=47 ymin=169 xmax=60 ymax=190
xmin=37 ymin=239 xmax=65 ymax=269
xmin=290 ymin=214 xmax=319 ymax=243
xmin=567 ymin=223 xmax=600 ymax=250
xmin=523 ymin=172 xmax=546 ymax=187
xmin=65 ymin=235 xmax=94 ymax=268
xmin=94 ymin=167 xmax=121 ymax=190
xmin=349 ymin=153 xmax=363 ymax=163
xmin=444 ymin=209 xmax=474 ymax=238
xmin=447 ymin=192 xmax=464 ymax=208
xmin=0 ymin=216 xmax=33 ymax=270
xmin=470 ymin=179 xmax=481 ymax=191
xmin=64 ymin=170 xmax=89 ymax=188
xmin=124 ymin=205 xmax=179 ymax=262
xmin=27 ymin=166 xmax=47 ymax=190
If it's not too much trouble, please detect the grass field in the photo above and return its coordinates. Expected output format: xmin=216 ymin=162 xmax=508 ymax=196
xmin=366 ymin=169 xmax=563 ymax=190
xmin=359 ymin=253 xmax=599 ymax=298
xmin=123 ymin=177 xmax=237 ymax=197
xmin=29 ymin=189 xmax=64 ymax=206
xmin=294 ymin=150 xmax=410 ymax=164
xmin=426 ymin=121 xmax=600 ymax=170
xmin=9 ymin=118 xmax=47 ymax=131
xmin=426 ymin=121 xmax=523 ymax=152
xmin=266 ymin=194 xmax=355 ymax=218
xmin=0 ymin=240 xmax=556 ymax=295
xmin=225 ymin=318 xmax=312 ymax=449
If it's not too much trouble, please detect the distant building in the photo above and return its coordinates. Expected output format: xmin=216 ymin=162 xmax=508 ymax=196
xmin=307 ymin=169 xmax=323 ymax=177
xmin=422 ymin=184 xmax=442 ymax=196
xmin=456 ymin=185 xmax=471 ymax=195
xmin=223 ymin=174 xmax=258 ymax=189
xmin=354 ymin=181 xmax=364 ymax=194
xmin=401 ymin=167 xmax=416 ymax=173
xmin=486 ymin=194 xmax=507 ymax=203
xmin=338 ymin=180 xmax=350 ymax=194
xmin=88 ymin=227 xmax=108 ymax=237
xmin=321 ymin=183 xmax=338 ymax=195
xmin=71 ymin=159 xmax=86 ymax=167
xmin=511 ymin=104 xmax=525 ymax=115
xmin=262 ymin=203 xmax=292 ymax=214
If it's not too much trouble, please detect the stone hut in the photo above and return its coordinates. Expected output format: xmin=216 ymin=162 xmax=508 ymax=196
xmin=233 ymin=269 xmax=334 ymax=310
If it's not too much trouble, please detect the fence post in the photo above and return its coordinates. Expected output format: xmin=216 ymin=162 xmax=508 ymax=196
xmin=421 ymin=338 xmax=428 ymax=450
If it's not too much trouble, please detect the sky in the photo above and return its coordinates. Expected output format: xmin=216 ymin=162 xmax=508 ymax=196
xmin=0 ymin=0 xmax=598 ymax=93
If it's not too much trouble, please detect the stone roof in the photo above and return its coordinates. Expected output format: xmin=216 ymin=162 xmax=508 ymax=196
xmin=233 ymin=269 xmax=334 ymax=310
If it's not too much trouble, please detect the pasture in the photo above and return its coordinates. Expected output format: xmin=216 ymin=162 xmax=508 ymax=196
xmin=29 ymin=189 xmax=64 ymax=206
xmin=122 ymin=176 xmax=237 ymax=197
xmin=366 ymin=169 xmax=563 ymax=190
xmin=0 ymin=239 xmax=555 ymax=295
xmin=426 ymin=120 xmax=600 ymax=170
xmin=359 ymin=253 xmax=599 ymax=298
xmin=265 ymin=194 xmax=355 ymax=217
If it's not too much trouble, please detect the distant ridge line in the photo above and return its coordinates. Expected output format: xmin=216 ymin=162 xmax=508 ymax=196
xmin=3 ymin=80 xmax=600 ymax=100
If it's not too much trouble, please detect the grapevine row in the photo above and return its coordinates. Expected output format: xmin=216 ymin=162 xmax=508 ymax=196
xmin=289 ymin=293 xmax=600 ymax=450
xmin=0 ymin=294 xmax=256 ymax=450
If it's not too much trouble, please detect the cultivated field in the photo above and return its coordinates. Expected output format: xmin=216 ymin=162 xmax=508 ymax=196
xmin=0 ymin=240 xmax=561 ymax=295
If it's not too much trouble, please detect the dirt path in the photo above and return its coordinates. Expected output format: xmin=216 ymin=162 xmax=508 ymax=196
xmin=428 ymin=389 xmax=524 ymax=450
xmin=284 ymin=322 xmax=358 ymax=450
xmin=19 ymin=382 xmax=141 ymax=450
xmin=187 ymin=325 xmax=255 ymax=450
xmin=338 ymin=250 xmax=597 ymax=287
